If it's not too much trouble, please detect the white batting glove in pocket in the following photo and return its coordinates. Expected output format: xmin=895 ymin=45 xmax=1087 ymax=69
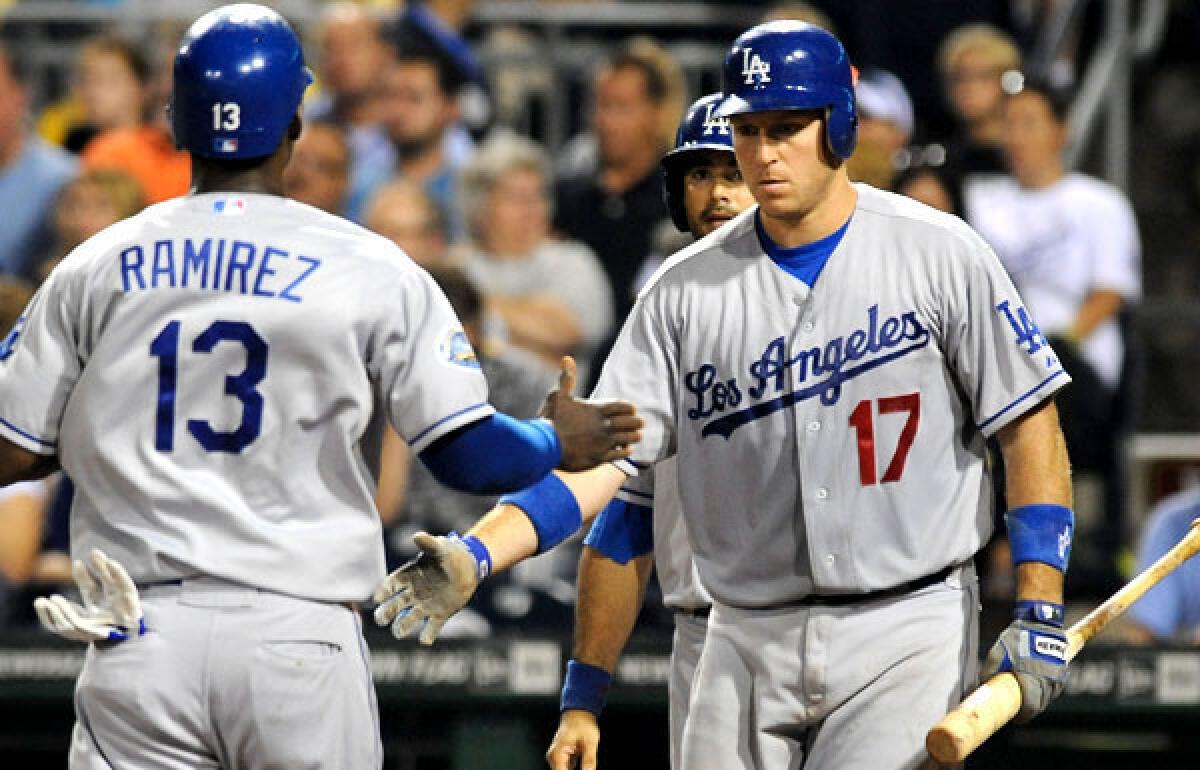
xmin=34 ymin=549 xmax=145 ymax=643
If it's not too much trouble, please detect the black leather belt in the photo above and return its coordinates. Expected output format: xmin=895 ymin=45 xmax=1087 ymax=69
xmin=798 ymin=563 xmax=959 ymax=608
xmin=675 ymin=605 xmax=711 ymax=619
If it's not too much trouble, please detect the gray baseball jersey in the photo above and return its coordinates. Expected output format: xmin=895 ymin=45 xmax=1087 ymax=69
xmin=593 ymin=184 xmax=1068 ymax=609
xmin=0 ymin=192 xmax=493 ymax=603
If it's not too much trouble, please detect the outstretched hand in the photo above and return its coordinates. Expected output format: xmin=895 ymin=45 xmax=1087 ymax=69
xmin=542 ymin=357 xmax=642 ymax=472
xmin=373 ymin=532 xmax=482 ymax=645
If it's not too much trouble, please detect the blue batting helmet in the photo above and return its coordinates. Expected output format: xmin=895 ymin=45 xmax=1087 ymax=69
xmin=661 ymin=93 xmax=737 ymax=232
xmin=171 ymin=3 xmax=313 ymax=160
xmin=715 ymin=21 xmax=857 ymax=160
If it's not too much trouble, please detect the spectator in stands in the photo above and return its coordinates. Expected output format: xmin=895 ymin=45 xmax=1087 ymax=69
xmin=37 ymin=168 xmax=144 ymax=281
xmin=965 ymin=76 xmax=1141 ymax=594
xmin=283 ymin=122 xmax=350 ymax=216
xmin=63 ymin=37 xmax=153 ymax=155
xmin=390 ymin=0 xmax=492 ymax=139
xmin=554 ymin=41 xmax=678 ymax=321
xmin=457 ymin=133 xmax=613 ymax=377
xmin=364 ymin=178 xmax=451 ymax=268
xmin=1125 ymin=482 xmax=1200 ymax=644
xmin=895 ymin=162 xmax=960 ymax=215
xmin=81 ymin=36 xmax=189 ymax=203
xmin=936 ymin=24 xmax=1023 ymax=195
xmin=848 ymin=68 xmax=915 ymax=191
xmin=760 ymin=2 xmax=836 ymax=31
xmin=350 ymin=49 xmax=473 ymax=230
xmin=306 ymin=3 xmax=392 ymax=204
xmin=0 ymin=46 xmax=77 ymax=279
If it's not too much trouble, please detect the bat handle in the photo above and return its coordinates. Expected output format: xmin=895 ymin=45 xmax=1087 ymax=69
xmin=926 ymin=672 xmax=1021 ymax=765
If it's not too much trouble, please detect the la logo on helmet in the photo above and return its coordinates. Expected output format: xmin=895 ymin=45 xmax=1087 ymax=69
xmin=701 ymin=102 xmax=730 ymax=136
xmin=742 ymin=49 xmax=772 ymax=85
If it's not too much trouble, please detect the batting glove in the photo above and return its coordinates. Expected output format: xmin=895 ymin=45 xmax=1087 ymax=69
xmin=33 ymin=549 xmax=144 ymax=643
xmin=372 ymin=532 xmax=486 ymax=645
xmin=982 ymin=600 xmax=1069 ymax=723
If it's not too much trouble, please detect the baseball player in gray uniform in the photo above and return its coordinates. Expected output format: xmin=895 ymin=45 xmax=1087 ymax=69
xmin=375 ymin=21 xmax=1076 ymax=770
xmin=0 ymin=6 xmax=638 ymax=769
xmin=546 ymin=92 xmax=756 ymax=770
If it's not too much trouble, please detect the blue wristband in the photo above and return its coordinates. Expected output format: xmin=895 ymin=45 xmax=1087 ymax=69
xmin=449 ymin=531 xmax=492 ymax=580
xmin=499 ymin=473 xmax=583 ymax=555
xmin=560 ymin=659 xmax=612 ymax=716
xmin=1006 ymin=504 xmax=1074 ymax=572
xmin=1014 ymin=599 xmax=1065 ymax=627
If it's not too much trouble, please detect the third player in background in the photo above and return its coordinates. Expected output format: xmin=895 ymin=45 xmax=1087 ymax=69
xmin=546 ymin=92 xmax=756 ymax=770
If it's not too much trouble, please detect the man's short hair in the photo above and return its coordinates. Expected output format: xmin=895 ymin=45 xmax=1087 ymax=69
xmin=938 ymin=23 xmax=1022 ymax=80
xmin=392 ymin=47 xmax=464 ymax=97
xmin=426 ymin=265 xmax=482 ymax=325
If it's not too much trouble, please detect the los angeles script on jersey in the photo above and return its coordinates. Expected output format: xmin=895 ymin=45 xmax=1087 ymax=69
xmin=685 ymin=304 xmax=930 ymax=439
xmin=117 ymin=238 xmax=321 ymax=302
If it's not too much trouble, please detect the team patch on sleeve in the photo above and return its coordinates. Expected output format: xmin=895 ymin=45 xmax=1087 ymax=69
xmin=996 ymin=300 xmax=1058 ymax=370
xmin=438 ymin=329 xmax=481 ymax=369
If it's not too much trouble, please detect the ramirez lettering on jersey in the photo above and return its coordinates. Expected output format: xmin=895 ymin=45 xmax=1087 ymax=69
xmin=685 ymin=304 xmax=930 ymax=439
xmin=118 ymin=238 xmax=321 ymax=303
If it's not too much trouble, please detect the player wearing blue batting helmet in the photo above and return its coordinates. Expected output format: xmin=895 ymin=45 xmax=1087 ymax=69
xmin=661 ymin=93 xmax=738 ymax=232
xmin=171 ymin=3 xmax=314 ymax=160
xmin=716 ymin=20 xmax=857 ymax=160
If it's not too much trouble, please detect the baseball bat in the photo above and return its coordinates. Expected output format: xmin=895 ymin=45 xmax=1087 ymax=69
xmin=926 ymin=518 xmax=1200 ymax=765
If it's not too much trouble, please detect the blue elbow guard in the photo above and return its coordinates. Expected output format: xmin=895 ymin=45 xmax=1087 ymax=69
xmin=1006 ymin=504 xmax=1074 ymax=572
xmin=583 ymin=499 xmax=654 ymax=565
xmin=499 ymin=473 xmax=582 ymax=554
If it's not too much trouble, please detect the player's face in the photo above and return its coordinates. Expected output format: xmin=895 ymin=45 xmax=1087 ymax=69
xmin=681 ymin=152 xmax=755 ymax=238
xmin=731 ymin=109 xmax=839 ymax=223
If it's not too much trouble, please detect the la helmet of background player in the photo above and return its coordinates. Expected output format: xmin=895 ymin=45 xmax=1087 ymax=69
xmin=715 ymin=20 xmax=857 ymax=161
xmin=661 ymin=93 xmax=737 ymax=232
xmin=170 ymin=3 xmax=314 ymax=160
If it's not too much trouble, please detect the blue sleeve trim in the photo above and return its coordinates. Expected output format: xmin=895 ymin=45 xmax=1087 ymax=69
xmin=499 ymin=472 xmax=583 ymax=555
xmin=978 ymin=369 xmax=1067 ymax=433
xmin=419 ymin=413 xmax=562 ymax=495
xmin=1006 ymin=504 xmax=1074 ymax=572
xmin=0 ymin=417 xmax=57 ymax=450
xmin=408 ymin=402 xmax=491 ymax=447
xmin=583 ymin=499 xmax=654 ymax=564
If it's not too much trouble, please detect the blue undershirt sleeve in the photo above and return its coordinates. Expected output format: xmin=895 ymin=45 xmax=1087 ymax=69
xmin=418 ymin=413 xmax=562 ymax=495
xmin=583 ymin=498 xmax=655 ymax=564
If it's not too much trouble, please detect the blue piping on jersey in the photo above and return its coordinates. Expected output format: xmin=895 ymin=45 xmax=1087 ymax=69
xmin=755 ymin=211 xmax=851 ymax=287
xmin=407 ymin=402 xmax=490 ymax=447
xmin=702 ymin=336 xmax=928 ymax=439
xmin=977 ymin=369 xmax=1067 ymax=432
xmin=0 ymin=417 xmax=56 ymax=449
xmin=618 ymin=486 xmax=654 ymax=504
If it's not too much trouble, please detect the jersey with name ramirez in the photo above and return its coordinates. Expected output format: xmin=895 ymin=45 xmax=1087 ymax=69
xmin=592 ymin=184 xmax=1068 ymax=609
xmin=0 ymin=193 xmax=493 ymax=602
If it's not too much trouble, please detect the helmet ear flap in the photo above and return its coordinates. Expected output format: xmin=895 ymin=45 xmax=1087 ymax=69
xmin=824 ymin=97 xmax=858 ymax=160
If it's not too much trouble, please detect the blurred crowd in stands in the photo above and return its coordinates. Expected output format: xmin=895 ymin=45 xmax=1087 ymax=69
xmin=0 ymin=0 xmax=1198 ymax=645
